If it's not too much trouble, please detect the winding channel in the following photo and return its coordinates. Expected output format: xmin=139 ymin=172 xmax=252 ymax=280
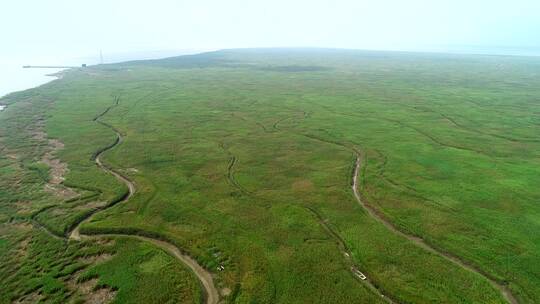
xmin=352 ymin=152 xmax=518 ymax=304
xmin=68 ymin=100 xmax=220 ymax=304
xmin=67 ymin=100 xmax=517 ymax=304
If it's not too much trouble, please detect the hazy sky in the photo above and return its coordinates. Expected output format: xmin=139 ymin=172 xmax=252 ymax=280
xmin=2 ymin=0 xmax=540 ymax=63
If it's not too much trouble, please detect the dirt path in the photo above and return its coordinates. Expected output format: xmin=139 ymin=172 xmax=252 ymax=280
xmin=219 ymin=139 xmax=394 ymax=302
xmin=79 ymin=234 xmax=220 ymax=304
xmin=69 ymin=98 xmax=220 ymax=304
xmin=352 ymin=152 xmax=518 ymax=304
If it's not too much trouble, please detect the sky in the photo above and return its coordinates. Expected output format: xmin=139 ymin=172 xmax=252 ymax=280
xmin=1 ymin=0 xmax=540 ymax=65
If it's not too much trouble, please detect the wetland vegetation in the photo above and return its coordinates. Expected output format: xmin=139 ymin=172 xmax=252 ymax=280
xmin=1 ymin=49 xmax=539 ymax=303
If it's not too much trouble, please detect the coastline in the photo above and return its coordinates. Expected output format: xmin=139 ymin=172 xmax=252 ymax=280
xmin=0 ymin=67 xmax=68 ymax=112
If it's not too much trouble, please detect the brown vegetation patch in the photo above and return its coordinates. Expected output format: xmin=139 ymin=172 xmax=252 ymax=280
xmin=291 ymin=179 xmax=314 ymax=192
xmin=0 ymin=222 xmax=33 ymax=237
xmin=14 ymin=201 xmax=34 ymax=215
xmin=14 ymin=237 xmax=32 ymax=261
xmin=49 ymin=208 xmax=67 ymax=216
xmin=10 ymin=222 xmax=33 ymax=231
xmin=18 ymin=237 xmax=31 ymax=251
xmin=84 ymin=201 xmax=108 ymax=209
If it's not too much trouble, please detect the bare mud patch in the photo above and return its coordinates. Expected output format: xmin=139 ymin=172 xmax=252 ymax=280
xmin=14 ymin=237 xmax=32 ymax=261
xmin=6 ymin=153 xmax=18 ymax=160
xmin=67 ymin=263 xmax=117 ymax=303
xmin=95 ymin=238 xmax=116 ymax=246
xmin=30 ymin=123 xmax=78 ymax=200
xmin=74 ymin=201 xmax=108 ymax=211
xmin=75 ymin=277 xmax=99 ymax=294
xmin=87 ymin=287 xmax=116 ymax=304
xmin=221 ymin=287 xmax=232 ymax=296
xmin=123 ymin=167 xmax=139 ymax=174
xmin=13 ymin=291 xmax=43 ymax=304
xmin=77 ymin=253 xmax=113 ymax=265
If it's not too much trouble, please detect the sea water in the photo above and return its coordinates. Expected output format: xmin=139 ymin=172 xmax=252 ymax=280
xmin=0 ymin=63 xmax=65 ymax=99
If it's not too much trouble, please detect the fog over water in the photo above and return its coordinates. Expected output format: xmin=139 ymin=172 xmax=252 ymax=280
xmin=0 ymin=49 xmax=207 ymax=99
xmin=0 ymin=65 xmax=64 ymax=99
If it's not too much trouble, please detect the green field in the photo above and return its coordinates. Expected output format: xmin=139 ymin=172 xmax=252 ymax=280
xmin=1 ymin=49 xmax=539 ymax=303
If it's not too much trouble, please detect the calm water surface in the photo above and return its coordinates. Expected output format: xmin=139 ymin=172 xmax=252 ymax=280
xmin=0 ymin=64 xmax=65 ymax=99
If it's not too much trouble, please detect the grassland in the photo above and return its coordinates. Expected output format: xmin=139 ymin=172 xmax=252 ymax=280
xmin=1 ymin=48 xmax=539 ymax=303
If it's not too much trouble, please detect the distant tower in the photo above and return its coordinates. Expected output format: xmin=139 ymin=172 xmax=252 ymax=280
xmin=100 ymin=50 xmax=104 ymax=64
